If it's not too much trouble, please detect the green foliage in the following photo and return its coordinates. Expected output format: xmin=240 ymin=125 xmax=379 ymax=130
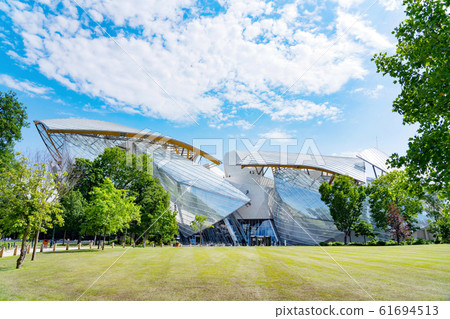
xmin=367 ymin=170 xmax=422 ymax=231
xmin=72 ymin=147 xmax=153 ymax=200
xmin=190 ymin=214 xmax=213 ymax=245
xmin=319 ymin=175 xmax=366 ymax=244
xmin=372 ymin=0 xmax=450 ymax=197
xmin=353 ymin=220 xmax=375 ymax=243
xmin=0 ymin=155 xmax=63 ymax=268
xmin=0 ymin=91 xmax=29 ymax=161
xmin=425 ymin=192 xmax=450 ymax=243
xmin=82 ymin=178 xmax=140 ymax=236
xmin=429 ymin=210 xmax=450 ymax=243
xmin=0 ymin=156 xmax=63 ymax=234
xmin=72 ymin=147 xmax=177 ymax=244
xmin=60 ymin=189 xmax=87 ymax=237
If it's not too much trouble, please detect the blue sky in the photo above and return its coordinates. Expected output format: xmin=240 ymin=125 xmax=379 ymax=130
xmin=0 ymin=0 xmax=417 ymax=161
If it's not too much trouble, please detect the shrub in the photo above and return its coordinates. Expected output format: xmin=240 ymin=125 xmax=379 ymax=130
xmin=413 ymin=238 xmax=426 ymax=245
xmin=348 ymin=242 xmax=364 ymax=246
xmin=332 ymin=242 xmax=345 ymax=246
xmin=385 ymin=240 xmax=397 ymax=246
xmin=376 ymin=240 xmax=386 ymax=246
xmin=319 ymin=242 xmax=327 ymax=246
xmin=366 ymin=240 xmax=378 ymax=246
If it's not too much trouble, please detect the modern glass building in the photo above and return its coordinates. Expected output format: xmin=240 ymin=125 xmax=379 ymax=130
xmin=35 ymin=118 xmax=430 ymax=245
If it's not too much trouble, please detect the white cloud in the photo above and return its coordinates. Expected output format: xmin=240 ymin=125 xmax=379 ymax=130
xmin=259 ymin=128 xmax=295 ymax=139
xmin=269 ymin=100 xmax=341 ymax=122
xmin=351 ymin=84 xmax=384 ymax=98
xmin=379 ymin=0 xmax=402 ymax=11
xmin=0 ymin=74 xmax=52 ymax=96
xmin=332 ymin=151 xmax=358 ymax=157
xmin=1 ymin=0 xmax=391 ymax=125
xmin=336 ymin=10 xmax=392 ymax=50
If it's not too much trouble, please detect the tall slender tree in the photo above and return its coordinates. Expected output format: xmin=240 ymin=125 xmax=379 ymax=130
xmin=190 ymin=215 xmax=213 ymax=246
xmin=82 ymin=178 xmax=140 ymax=250
xmin=0 ymin=156 xmax=63 ymax=268
xmin=319 ymin=175 xmax=366 ymax=244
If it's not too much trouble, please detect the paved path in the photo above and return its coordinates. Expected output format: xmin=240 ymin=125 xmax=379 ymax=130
xmin=0 ymin=244 xmax=113 ymax=258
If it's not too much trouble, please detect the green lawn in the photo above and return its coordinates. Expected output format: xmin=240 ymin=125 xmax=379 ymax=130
xmin=0 ymin=245 xmax=449 ymax=301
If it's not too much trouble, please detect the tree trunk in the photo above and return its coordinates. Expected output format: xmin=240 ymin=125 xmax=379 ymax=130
xmin=200 ymin=231 xmax=202 ymax=246
xmin=124 ymin=228 xmax=127 ymax=245
xmin=31 ymin=226 xmax=41 ymax=261
xmin=97 ymin=233 xmax=101 ymax=249
xmin=93 ymin=234 xmax=97 ymax=246
xmin=363 ymin=235 xmax=366 ymax=244
xmin=344 ymin=231 xmax=348 ymax=245
xmin=16 ymin=224 xmax=30 ymax=269
xmin=102 ymin=233 xmax=106 ymax=250
xmin=62 ymin=229 xmax=66 ymax=245
xmin=77 ymin=234 xmax=81 ymax=245
xmin=143 ymin=231 xmax=148 ymax=248
xmin=348 ymin=230 xmax=352 ymax=243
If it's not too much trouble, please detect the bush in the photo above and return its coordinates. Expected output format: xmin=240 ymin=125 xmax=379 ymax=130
xmin=376 ymin=240 xmax=386 ymax=246
xmin=319 ymin=242 xmax=327 ymax=246
xmin=332 ymin=242 xmax=345 ymax=246
xmin=366 ymin=240 xmax=378 ymax=246
xmin=348 ymin=242 xmax=364 ymax=246
xmin=413 ymin=238 xmax=426 ymax=245
xmin=405 ymin=238 xmax=415 ymax=245
xmin=385 ymin=240 xmax=397 ymax=246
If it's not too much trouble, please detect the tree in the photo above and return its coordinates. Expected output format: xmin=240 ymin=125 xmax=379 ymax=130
xmin=72 ymin=147 xmax=176 ymax=245
xmin=0 ymin=155 xmax=63 ymax=269
xmin=135 ymin=182 xmax=178 ymax=247
xmin=72 ymin=147 xmax=153 ymax=200
xmin=387 ymin=204 xmax=412 ymax=244
xmin=373 ymin=0 xmax=450 ymax=197
xmin=319 ymin=175 xmax=366 ymax=244
xmin=82 ymin=178 xmax=140 ymax=250
xmin=353 ymin=220 xmax=375 ymax=244
xmin=425 ymin=192 xmax=450 ymax=243
xmin=367 ymin=170 xmax=423 ymax=232
xmin=0 ymin=91 xmax=29 ymax=161
xmin=60 ymin=189 xmax=86 ymax=244
xmin=190 ymin=215 xmax=213 ymax=246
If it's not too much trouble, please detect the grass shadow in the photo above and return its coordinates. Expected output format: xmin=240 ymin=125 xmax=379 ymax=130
xmin=43 ymin=249 xmax=102 ymax=255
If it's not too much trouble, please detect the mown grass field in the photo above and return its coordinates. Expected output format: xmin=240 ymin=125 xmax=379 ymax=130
xmin=0 ymin=245 xmax=449 ymax=301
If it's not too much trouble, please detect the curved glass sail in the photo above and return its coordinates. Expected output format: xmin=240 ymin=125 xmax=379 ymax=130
xmin=272 ymin=168 xmax=388 ymax=245
xmin=151 ymin=149 xmax=250 ymax=236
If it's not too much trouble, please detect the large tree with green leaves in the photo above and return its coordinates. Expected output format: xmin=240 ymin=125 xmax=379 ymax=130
xmin=60 ymin=189 xmax=87 ymax=244
xmin=0 ymin=155 xmax=63 ymax=269
xmin=0 ymin=91 xmax=29 ymax=162
xmin=72 ymin=147 xmax=176 ymax=244
xmin=319 ymin=175 xmax=366 ymax=244
xmin=367 ymin=170 xmax=423 ymax=233
xmin=373 ymin=0 xmax=450 ymax=197
xmin=82 ymin=178 xmax=140 ymax=249
xmin=134 ymin=180 xmax=178 ymax=246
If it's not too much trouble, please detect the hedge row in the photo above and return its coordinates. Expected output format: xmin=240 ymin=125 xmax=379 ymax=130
xmin=319 ymin=238 xmax=436 ymax=246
